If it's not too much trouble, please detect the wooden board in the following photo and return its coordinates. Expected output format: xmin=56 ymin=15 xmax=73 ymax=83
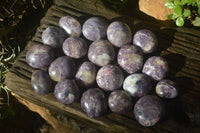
xmin=5 ymin=0 xmax=200 ymax=132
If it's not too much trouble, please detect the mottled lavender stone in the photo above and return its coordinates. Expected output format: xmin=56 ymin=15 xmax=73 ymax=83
xmin=54 ymin=79 xmax=80 ymax=104
xmin=42 ymin=26 xmax=67 ymax=48
xmin=75 ymin=61 xmax=97 ymax=88
xmin=88 ymin=40 xmax=115 ymax=66
xmin=48 ymin=56 xmax=76 ymax=82
xmin=118 ymin=45 xmax=143 ymax=74
xmin=82 ymin=17 xmax=108 ymax=41
xmin=142 ymin=56 xmax=168 ymax=81
xmin=62 ymin=37 xmax=88 ymax=59
xmin=134 ymin=95 xmax=165 ymax=127
xmin=96 ymin=65 xmax=124 ymax=91
xmin=156 ymin=79 xmax=178 ymax=99
xmin=108 ymin=90 xmax=133 ymax=114
xmin=81 ymin=88 xmax=107 ymax=118
xmin=123 ymin=73 xmax=152 ymax=98
xmin=107 ymin=21 xmax=132 ymax=47
xmin=31 ymin=70 xmax=52 ymax=95
xmin=26 ymin=44 xmax=55 ymax=68
xmin=59 ymin=16 xmax=81 ymax=37
xmin=133 ymin=29 xmax=157 ymax=53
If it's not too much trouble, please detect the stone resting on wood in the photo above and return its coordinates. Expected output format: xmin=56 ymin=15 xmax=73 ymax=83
xmin=5 ymin=0 xmax=200 ymax=132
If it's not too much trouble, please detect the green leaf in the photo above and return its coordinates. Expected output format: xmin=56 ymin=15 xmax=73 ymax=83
xmin=181 ymin=0 xmax=196 ymax=5
xmin=172 ymin=13 xmax=180 ymax=19
xmin=176 ymin=17 xmax=184 ymax=27
xmin=165 ymin=1 xmax=174 ymax=8
xmin=183 ymin=9 xmax=191 ymax=17
xmin=174 ymin=0 xmax=181 ymax=5
xmin=198 ymin=7 xmax=200 ymax=15
xmin=192 ymin=17 xmax=200 ymax=26
xmin=173 ymin=5 xmax=183 ymax=16
xmin=167 ymin=14 xmax=173 ymax=20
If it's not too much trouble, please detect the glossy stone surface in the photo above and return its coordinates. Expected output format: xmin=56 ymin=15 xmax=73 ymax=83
xmin=108 ymin=90 xmax=132 ymax=114
xmin=26 ymin=44 xmax=55 ymax=68
xmin=118 ymin=45 xmax=143 ymax=74
xmin=31 ymin=70 xmax=52 ymax=95
xmin=82 ymin=17 xmax=108 ymax=41
xmin=133 ymin=29 xmax=157 ymax=53
xmin=88 ymin=40 xmax=115 ymax=66
xmin=62 ymin=37 xmax=88 ymax=59
xmin=59 ymin=16 xmax=81 ymax=37
xmin=142 ymin=56 xmax=168 ymax=81
xmin=123 ymin=73 xmax=152 ymax=98
xmin=75 ymin=61 xmax=97 ymax=88
xmin=54 ymin=79 xmax=80 ymax=104
xmin=156 ymin=79 xmax=178 ymax=99
xmin=134 ymin=95 xmax=165 ymax=127
xmin=42 ymin=26 xmax=67 ymax=48
xmin=48 ymin=56 xmax=76 ymax=82
xmin=107 ymin=21 xmax=132 ymax=47
xmin=96 ymin=65 xmax=124 ymax=91
xmin=81 ymin=88 xmax=107 ymax=118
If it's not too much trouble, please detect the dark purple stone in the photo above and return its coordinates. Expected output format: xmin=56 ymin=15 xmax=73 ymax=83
xmin=81 ymin=88 xmax=107 ymax=118
xmin=134 ymin=95 xmax=165 ymax=127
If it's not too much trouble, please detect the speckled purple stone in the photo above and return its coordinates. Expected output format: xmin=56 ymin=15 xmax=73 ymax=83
xmin=107 ymin=21 xmax=132 ymax=47
xmin=156 ymin=79 xmax=178 ymax=99
xmin=133 ymin=29 xmax=157 ymax=53
xmin=142 ymin=56 xmax=168 ymax=81
xmin=26 ymin=44 xmax=55 ymax=68
xmin=123 ymin=73 xmax=152 ymax=98
xmin=82 ymin=17 xmax=108 ymax=41
xmin=62 ymin=37 xmax=88 ymax=59
xmin=96 ymin=65 xmax=124 ymax=91
xmin=48 ymin=56 xmax=76 ymax=82
xmin=75 ymin=61 xmax=97 ymax=88
xmin=118 ymin=45 xmax=143 ymax=74
xmin=59 ymin=16 xmax=81 ymax=37
xmin=81 ymin=88 xmax=107 ymax=118
xmin=42 ymin=26 xmax=67 ymax=48
xmin=88 ymin=40 xmax=115 ymax=66
xmin=108 ymin=90 xmax=132 ymax=114
xmin=134 ymin=95 xmax=165 ymax=127
xmin=54 ymin=79 xmax=80 ymax=104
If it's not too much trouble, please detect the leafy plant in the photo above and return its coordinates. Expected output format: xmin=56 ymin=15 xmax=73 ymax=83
xmin=165 ymin=0 xmax=200 ymax=27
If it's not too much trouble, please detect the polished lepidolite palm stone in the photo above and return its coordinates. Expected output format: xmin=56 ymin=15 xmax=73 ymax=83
xmin=59 ymin=16 xmax=81 ymax=37
xmin=108 ymin=90 xmax=132 ymax=114
xmin=118 ymin=45 xmax=143 ymax=74
xmin=142 ymin=56 xmax=168 ymax=81
xmin=54 ymin=79 xmax=80 ymax=104
xmin=75 ymin=61 xmax=97 ymax=88
xmin=123 ymin=73 xmax=152 ymax=98
xmin=81 ymin=88 xmax=107 ymax=118
xmin=107 ymin=21 xmax=132 ymax=47
xmin=88 ymin=40 xmax=115 ymax=66
xmin=134 ymin=95 xmax=165 ymax=127
xmin=156 ymin=79 xmax=178 ymax=99
xmin=96 ymin=65 xmax=124 ymax=91
xmin=82 ymin=17 xmax=108 ymax=41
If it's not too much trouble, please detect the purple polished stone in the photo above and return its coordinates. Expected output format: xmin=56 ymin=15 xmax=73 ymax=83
xmin=54 ymin=79 xmax=80 ymax=104
xmin=82 ymin=17 xmax=108 ymax=41
xmin=96 ymin=65 xmax=124 ymax=91
xmin=142 ymin=56 xmax=168 ymax=81
xmin=75 ymin=61 xmax=97 ymax=88
xmin=123 ymin=73 xmax=152 ymax=98
xmin=118 ymin=45 xmax=143 ymax=74
xmin=134 ymin=95 xmax=165 ymax=127
xmin=42 ymin=26 xmax=67 ymax=48
xmin=107 ymin=21 xmax=132 ymax=47
xmin=31 ymin=70 xmax=52 ymax=95
xmin=48 ymin=56 xmax=76 ymax=82
xmin=108 ymin=90 xmax=132 ymax=114
xmin=156 ymin=79 xmax=178 ymax=99
xmin=133 ymin=29 xmax=158 ymax=53
xmin=62 ymin=37 xmax=88 ymax=59
xmin=26 ymin=44 xmax=55 ymax=68
xmin=59 ymin=16 xmax=81 ymax=37
xmin=88 ymin=40 xmax=115 ymax=66
xmin=81 ymin=88 xmax=107 ymax=118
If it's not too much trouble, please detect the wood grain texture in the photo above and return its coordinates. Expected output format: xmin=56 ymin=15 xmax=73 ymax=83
xmin=5 ymin=0 xmax=200 ymax=132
